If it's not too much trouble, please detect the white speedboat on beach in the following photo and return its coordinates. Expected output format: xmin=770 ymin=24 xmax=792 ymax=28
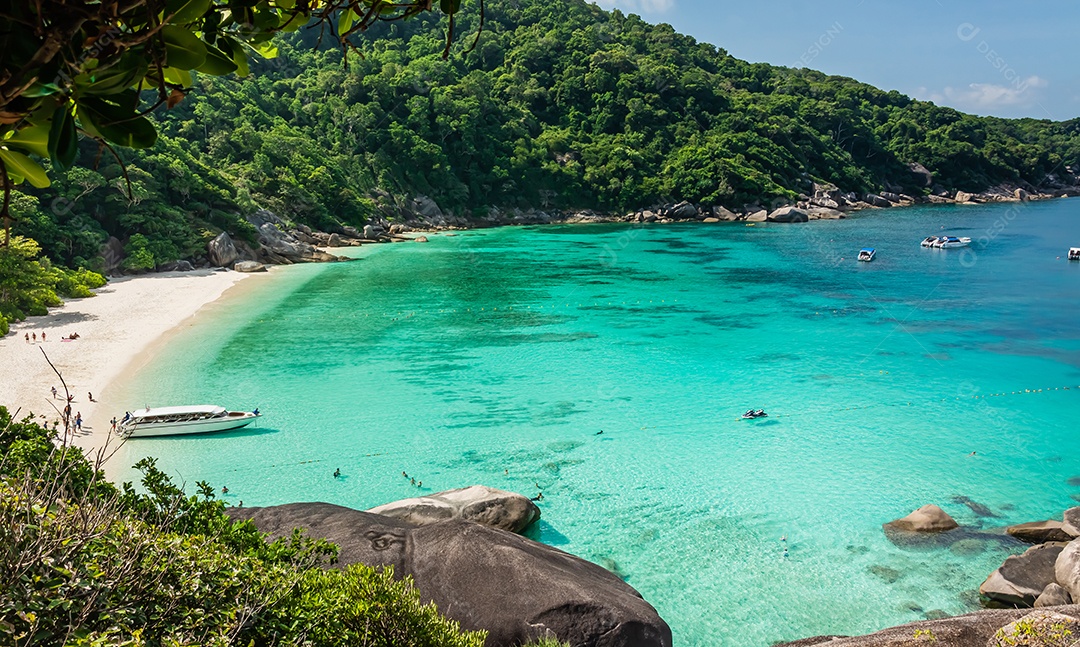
xmin=933 ymin=236 xmax=971 ymax=248
xmin=120 ymin=405 xmax=260 ymax=437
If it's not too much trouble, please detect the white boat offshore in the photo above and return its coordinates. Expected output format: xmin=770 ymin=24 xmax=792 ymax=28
xmin=120 ymin=405 xmax=260 ymax=438
xmin=935 ymin=236 xmax=971 ymax=248
xmin=922 ymin=236 xmax=971 ymax=248
xmin=1069 ymin=247 xmax=1080 ymax=261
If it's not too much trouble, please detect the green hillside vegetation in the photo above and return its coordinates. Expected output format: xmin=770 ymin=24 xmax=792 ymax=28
xmin=0 ymin=405 xmax=487 ymax=646
xmin=5 ymin=0 xmax=1080 ymax=332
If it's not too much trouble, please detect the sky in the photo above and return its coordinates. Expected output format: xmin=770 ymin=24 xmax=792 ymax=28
xmin=593 ymin=0 xmax=1079 ymax=121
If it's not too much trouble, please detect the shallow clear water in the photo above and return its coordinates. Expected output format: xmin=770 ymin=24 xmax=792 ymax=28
xmin=111 ymin=200 xmax=1080 ymax=646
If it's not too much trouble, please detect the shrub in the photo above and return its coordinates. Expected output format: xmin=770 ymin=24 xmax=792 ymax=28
xmin=0 ymin=407 xmax=488 ymax=647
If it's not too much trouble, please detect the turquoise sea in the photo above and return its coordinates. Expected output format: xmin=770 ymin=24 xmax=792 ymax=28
xmin=111 ymin=199 xmax=1080 ymax=646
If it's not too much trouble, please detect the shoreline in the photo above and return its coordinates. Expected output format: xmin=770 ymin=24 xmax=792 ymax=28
xmin=0 ymin=269 xmax=265 ymax=467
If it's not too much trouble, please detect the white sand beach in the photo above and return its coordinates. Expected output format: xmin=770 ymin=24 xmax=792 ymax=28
xmin=0 ymin=269 xmax=259 ymax=464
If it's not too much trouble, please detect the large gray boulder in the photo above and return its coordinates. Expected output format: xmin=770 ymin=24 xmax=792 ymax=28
xmin=883 ymin=505 xmax=959 ymax=533
xmin=864 ymin=194 xmax=892 ymax=208
xmin=767 ymin=206 xmax=809 ymax=223
xmin=247 ymin=210 xmax=340 ymax=264
xmin=980 ymin=543 xmax=1066 ymax=607
xmin=1062 ymin=508 xmax=1080 ymax=537
xmin=668 ymin=201 xmax=699 ymax=220
xmin=228 ymin=503 xmax=671 ymax=647
xmin=100 ymin=236 xmax=125 ymax=274
xmin=368 ymin=486 xmax=540 ymax=534
xmin=207 ymin=232 xmax=239 ymax=267
xmin=1035 ymin=583 xmax=1072 ymax=608
xmin=1008 ymin=520 xmax=1077 ymax=544
xmin=712 ymin=206 xmax=740 ymax=221
xmin=745 ymin=209 xmax=768 ymax=222
xmin=233 ymin=261 xmax=267 ymax=273
xmin=1055 ymin=539 xmax=1080 ymax=600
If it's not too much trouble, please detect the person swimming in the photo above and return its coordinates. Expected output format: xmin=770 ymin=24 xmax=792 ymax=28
xmin=334 ymin=468 xmax=341 ymax=478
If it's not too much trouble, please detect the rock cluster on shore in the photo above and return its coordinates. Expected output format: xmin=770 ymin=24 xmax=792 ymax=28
xmin=978 ymin=508 xmax=1080 ymax=609
xmin=106 ymin=164 xmax=1080 ymax=276
xmin=779 ymin=505 xmax=1080 ymax=646
xmin=778 ymin=607 xmax=1080 ymax=647
xmin=229 ymin=488 xmax=671 ymax=647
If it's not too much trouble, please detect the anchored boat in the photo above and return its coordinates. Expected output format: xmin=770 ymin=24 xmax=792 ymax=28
xmin=934 ymin=236 xmax=971 ymax=248
xmin=858 ymin=248 xmax=876 ymax=262
xmin=120 ymin=405 xmax=260 ymax=437
xmin=1069 ymin=247 xmax=1080 ymax=261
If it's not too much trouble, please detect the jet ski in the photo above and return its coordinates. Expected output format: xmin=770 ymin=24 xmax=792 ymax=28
xmin=742 ymin=409 xmax=768 ymax=419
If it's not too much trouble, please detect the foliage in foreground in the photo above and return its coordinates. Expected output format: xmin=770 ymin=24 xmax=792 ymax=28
xmin=0 ymin=406 xmax=486 ymax=647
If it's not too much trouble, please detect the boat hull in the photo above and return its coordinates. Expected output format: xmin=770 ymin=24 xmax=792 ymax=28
xmin=124 ymin=413 xmax=259 ymax=438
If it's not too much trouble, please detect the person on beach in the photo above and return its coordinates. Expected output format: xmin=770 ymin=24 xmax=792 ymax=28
xmin=24 ymin=333 xmax=29 ymax=343
xmin=51 ymin=387 xmax=57 ymax=399
xmin=88 ymin=392 xmax=94 ymax=402
xmin=31 ymin=332 xmax=36 ymax=342
xmin=110 ymin=417 xmax=117 ymax=432
xmin=41 ymin=332 xmax=45 ymax=342
xmin=74 ymin=413 xmax=82 ymax=432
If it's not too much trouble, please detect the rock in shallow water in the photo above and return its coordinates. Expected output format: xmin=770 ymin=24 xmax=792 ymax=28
xmin=980 ymin=543 xmax=1066 ymax=607
xmin=368 ymin=485 xmax=540 ymax=534
xmin=883 ymin=505 xmax=959 ymax=533
xmin=1008 ymin=520 xmax=1076 ymax=544
xmin=228 ymin=503 xmax=671 ymax=647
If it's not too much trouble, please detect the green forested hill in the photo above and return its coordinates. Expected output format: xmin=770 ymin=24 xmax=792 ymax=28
xmin=13 ymin=0 xmax=1080 ymax=274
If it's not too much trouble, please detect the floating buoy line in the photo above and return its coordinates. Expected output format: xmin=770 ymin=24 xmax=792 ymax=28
xmin=739 ymin=384 xmax=1078 ymax=422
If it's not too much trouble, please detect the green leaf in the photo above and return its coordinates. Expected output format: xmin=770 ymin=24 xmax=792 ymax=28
xmin=233 ymin=50 xmax=250 ymax=77
xmin=338 ymin=8 xmax=355 ymax=34
xmin=162 ymin=67 xmax=193 ymax=87
xmin=280 ymin=11 xmax=306 ymax=32
xmin=161 ymin=25 xmax=208 ymax=70
xmin=196 ymin=44 xmax=238 ymax=75
xmin=252 ymin=41 xmax=278 ymax=59
xmin=85 ymin=58 xmax=148 ymax=95
xmin=22 ymin=81 xmax=62 ymax=98
xmin=165 ymin=0 xmax=211 ymax=23
xmin=47 ymin=108 xmax=78 ymax=171
xmin=5 ymin=124 xmax=50 ymax=158
xmin=440 ymin=0 xmax=461 ymax=14
xmin=77 ymin=99 xmax=158 ymax=149
xmin=0 ymin=149 xmax=50 ymax=188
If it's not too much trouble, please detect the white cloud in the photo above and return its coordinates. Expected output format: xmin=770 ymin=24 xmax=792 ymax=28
xmin=918 ymin=76 xmax=1048 ymax=113
xmin=593 ymin=0 xmax=675 ymax=13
